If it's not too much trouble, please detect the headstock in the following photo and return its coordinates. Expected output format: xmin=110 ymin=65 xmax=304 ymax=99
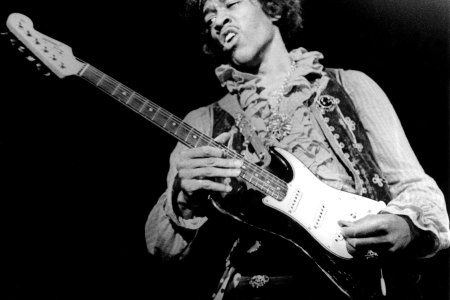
xmin=6 ymin=13 xmax=85 ymax=78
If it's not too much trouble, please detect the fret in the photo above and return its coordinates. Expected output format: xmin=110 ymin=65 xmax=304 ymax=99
xmin=125 ymin=92 xmax=136 ymax=104
xmin=185 ymin=131 xmax=200 ymax=147
xmin=96 ymin=73 xmax=106 ymax=86
xmin=273 ymin=192 xmax=283 ymax=201
xmin=262 ymin=183 xmax=273 ymax=195
xmin=98 ymin=77 xmax=117 ymax=94
xmin=152 ymin=109 xmax=170 ymax=127
xmin=175 ymin=124 xmax=192 ymax=142
xmin=252 ymin=171 xmax=267 ymax=183
xmin=113 ymin=86 xmax=133 ymax=103
xmin=141 ymin=103 xmax=158 ymax=119
xmin=186 ymin=132 xmax=210 ymax=148
xmin=195 ymin=137 xmax=210 ymax=147
xmin=127 ymin=94 xmax=145 ymax=111
xmin=270 ymin=190 xmax=279 ymax=199
xmin=250 ymin=178 xmax=264 ymax=192
xmin=241 ymin=169 xmax=253 ymax=182
xmin=85 ymin=68 xmax=103 ymax=85
xmin=165 ymin=119 xmax=181 ymax=135
xmin=111 ymin=83 xmax=122 ymax=95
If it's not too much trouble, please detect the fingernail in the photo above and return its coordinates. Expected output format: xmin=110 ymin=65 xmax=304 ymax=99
xmin=226 ymin=185 xmax=232 ymax=192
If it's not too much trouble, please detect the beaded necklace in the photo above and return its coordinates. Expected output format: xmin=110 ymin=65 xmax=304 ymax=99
xmin=266 ymin=59 xmax=297 ymax=141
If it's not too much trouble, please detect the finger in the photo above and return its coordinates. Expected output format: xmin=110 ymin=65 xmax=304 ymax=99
xmin=181 ymin=178 xmax=233 ymax=194
xmin=178 ymin=157 xmax=243 ymax=170
xmin=214 ymin=131 xmax=235 ymax=144
xmin=179 ymin=146 xmax=225 ymax=160
xmin=179 ymin=167 xmax=241 ymax=179
xmin=339 ymin=215 xmax=387 ymax=238
xmin=345 ymin=236 xmax=388 ymax=250
xmin=337 ymin=220 xmax=353 ymax=227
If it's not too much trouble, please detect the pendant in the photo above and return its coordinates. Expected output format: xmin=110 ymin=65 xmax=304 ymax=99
xmin=266 ymin=112 xmax=292 ymax=141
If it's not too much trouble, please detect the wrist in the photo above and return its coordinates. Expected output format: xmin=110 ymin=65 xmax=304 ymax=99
xmin=172 ymin=174 xmax=207 ymax=219
xmin=397 ymin=214 xmax=437 ymax=257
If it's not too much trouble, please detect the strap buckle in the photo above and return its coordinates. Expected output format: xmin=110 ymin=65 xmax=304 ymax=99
xmin=249 ymin=275 xmax=269 ymax=289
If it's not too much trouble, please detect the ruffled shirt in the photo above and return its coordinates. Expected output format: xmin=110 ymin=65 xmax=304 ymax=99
xmin=215 ymin=47 xmax=355 ymax=192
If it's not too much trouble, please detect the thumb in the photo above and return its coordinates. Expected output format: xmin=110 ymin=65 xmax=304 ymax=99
xmin=214 ymin=127 xmax=237 ymax=144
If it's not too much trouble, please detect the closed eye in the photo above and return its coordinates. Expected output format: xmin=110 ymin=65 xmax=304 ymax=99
xmin=225 ymin=0 xmax=240 ymax=9
xmin=204 ymin=14 xmax=216 ymax=28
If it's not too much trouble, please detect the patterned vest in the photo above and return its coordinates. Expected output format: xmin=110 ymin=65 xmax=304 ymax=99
xmin=212 ymin=69 xmax=391 ymax=203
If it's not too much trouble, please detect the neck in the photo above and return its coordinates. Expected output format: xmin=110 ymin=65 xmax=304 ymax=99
xmin=256 ymin=32 xmax=291 ymax=81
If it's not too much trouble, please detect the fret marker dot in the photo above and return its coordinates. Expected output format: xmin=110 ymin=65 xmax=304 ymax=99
xmin=172 ymin=122 xmax=177 ymax=126
xmin=193 ymin=135 xmax=197 ymax=139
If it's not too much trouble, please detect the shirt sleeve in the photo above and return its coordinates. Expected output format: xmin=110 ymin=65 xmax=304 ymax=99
xmin=145 ymin=106 xmax=213 ymax=261
xmin=338 ymin=69 xmax=450 ymax=257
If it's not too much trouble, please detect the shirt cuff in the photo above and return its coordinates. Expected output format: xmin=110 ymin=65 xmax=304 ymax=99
xmin=164 ymin=176 xmax=208 ymax=231
xmin=382 ymin=205 xmax=441 ymax=257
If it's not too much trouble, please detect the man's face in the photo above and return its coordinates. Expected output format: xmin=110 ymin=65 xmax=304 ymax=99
xmin=202 ymin=0 xmax=278 ymax=68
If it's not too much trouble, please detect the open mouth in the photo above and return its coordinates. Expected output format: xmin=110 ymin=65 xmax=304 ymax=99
xmin=221 ymin=28 xmax=239 ymax=50
xmin=225 ymin=32 xmax=236 ymax=43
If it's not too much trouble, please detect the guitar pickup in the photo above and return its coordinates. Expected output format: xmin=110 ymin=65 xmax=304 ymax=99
xmin=287 ymin=189 xmax=302 ymax=214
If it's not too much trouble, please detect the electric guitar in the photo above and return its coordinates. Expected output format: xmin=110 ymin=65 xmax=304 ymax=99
xmin=6 ymin=13 xmax=396 ymax=299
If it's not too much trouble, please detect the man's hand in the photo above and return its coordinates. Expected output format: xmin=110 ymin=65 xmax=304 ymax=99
xmin=338 ymin=214 xmax=413 ymax=256
xmin=174 ymin=132 xmax=243 ymax=216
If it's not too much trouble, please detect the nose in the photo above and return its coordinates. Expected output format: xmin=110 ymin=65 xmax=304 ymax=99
xmin=213 ymin=10 xmax=231 ymax=33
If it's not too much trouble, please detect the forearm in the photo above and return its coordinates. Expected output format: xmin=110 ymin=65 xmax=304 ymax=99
xmin=145 ymin=106 xmax=214 ymax=260
xmin=145 ymin=190 xmax=207 ymax=261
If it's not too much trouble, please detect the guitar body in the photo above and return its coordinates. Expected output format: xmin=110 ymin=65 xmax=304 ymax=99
xmin=211 ymin=147 xmax=388 ymax=299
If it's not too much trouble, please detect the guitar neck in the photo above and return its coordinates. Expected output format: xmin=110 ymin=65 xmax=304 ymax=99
xmin=79 ymin=63 xmax=287 ymax=200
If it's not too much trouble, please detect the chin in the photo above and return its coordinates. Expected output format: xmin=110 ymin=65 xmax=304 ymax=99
xmin=230 ymin=49 xmax=259 ymax=69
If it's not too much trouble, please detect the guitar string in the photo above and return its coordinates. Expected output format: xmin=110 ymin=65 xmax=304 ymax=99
xmin=76 ymin=60 xmax=289 ymax=197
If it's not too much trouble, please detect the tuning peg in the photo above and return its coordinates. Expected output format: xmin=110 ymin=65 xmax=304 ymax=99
xmin=26 ymin=56 xmax=36 ymax=61
xmin=43 ymin=72 xmax=51 ymax=77
xmin=18 ymin=46 xmax=25 ymax=52
xmin=36 ymin=63 xmax=42 ymax=70
xmin=9 ymin=38 xmax=17 ymax=45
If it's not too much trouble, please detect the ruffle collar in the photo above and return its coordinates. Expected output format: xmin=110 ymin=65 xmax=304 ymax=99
xmin=215 ymin=47 xmax=325 ymax=109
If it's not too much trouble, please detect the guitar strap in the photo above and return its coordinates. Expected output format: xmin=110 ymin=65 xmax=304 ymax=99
xmin=218 ymin=95 xmax=271 ymax=167
xmin=217 ymin=69 xmax=391 ymax=203
xmin=309 ymin=69 xmax=391 ymax=202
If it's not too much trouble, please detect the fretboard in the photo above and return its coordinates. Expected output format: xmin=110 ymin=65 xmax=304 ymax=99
xmin=79 ymin=64 xmax=287 ymax=200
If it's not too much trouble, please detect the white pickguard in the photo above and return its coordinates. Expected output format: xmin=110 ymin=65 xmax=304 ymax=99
xmin=262 ymin=147 xmax=386 ymax=259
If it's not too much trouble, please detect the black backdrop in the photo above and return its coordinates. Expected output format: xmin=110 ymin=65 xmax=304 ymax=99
xmin=1 ymin=1 xmax=449 ymax=299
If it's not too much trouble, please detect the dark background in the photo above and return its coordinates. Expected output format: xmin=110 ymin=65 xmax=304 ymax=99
xmin=1 ymin=0 xmax=449 ymax=299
